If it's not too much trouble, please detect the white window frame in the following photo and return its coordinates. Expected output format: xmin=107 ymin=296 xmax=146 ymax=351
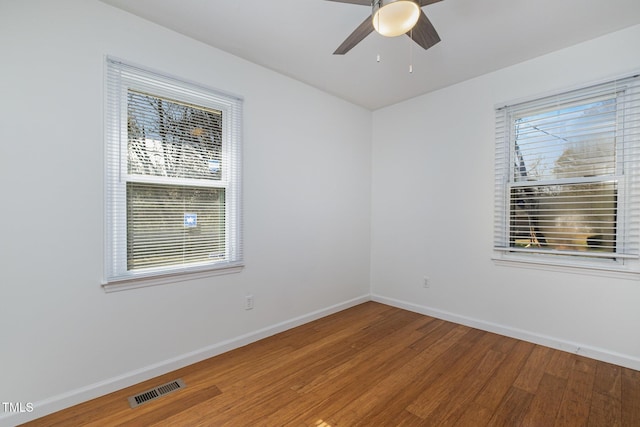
xmin=493 ymin=74 xmax=640 ymax=277
xmin=104 ymin=58 xmax=243 ymax=291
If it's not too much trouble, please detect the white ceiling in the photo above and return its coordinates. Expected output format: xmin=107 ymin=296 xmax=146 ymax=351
xmin=100 ymin=0 xmax=640 ymax=110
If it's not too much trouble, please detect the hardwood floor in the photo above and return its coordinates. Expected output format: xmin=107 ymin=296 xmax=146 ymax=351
xmin=23 ymin=302 xmax=640 ymax=426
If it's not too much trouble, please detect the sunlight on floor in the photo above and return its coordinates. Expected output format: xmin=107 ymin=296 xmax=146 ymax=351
xmin=315 ymin=420 xmax=333 ymax=427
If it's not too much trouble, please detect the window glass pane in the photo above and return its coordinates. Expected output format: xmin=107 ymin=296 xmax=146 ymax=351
xmin=510 ymin=181 xmax=616 ymax=253
xmin=127 ymin=183 xmax=226 ymax=271
xmin=513 ymin=98 xmax=616 ymax=182
xmin=127 ymin=90 xmax=223 ymax=180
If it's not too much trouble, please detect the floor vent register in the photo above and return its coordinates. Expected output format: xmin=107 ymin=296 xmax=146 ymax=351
xmin=128 ymin=379 xmax=186 ymax=408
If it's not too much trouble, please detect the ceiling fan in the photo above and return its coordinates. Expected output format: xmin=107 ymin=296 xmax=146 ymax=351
xmin=328 ymin=0 xmax=443 ymax=55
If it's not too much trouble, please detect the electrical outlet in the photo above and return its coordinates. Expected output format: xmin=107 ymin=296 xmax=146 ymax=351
xmin=423 ymin=276 xmax=430 ymax=288
xmin=245 ymin=294 xmax=254 ymax=310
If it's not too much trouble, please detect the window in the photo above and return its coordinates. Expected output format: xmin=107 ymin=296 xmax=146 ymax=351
xmin=494 ymin=75 xmax=640 ymax=273
xmin=105 ymin=58 xmax=243 ymax=289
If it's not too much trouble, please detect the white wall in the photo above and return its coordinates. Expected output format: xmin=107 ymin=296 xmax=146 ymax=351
xmin=371 ymin=24 xmax=640 ymax=370
xmin=0 ymin=1 xmax=371 ymax=423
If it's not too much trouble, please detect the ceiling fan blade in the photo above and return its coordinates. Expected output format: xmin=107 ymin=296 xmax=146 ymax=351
xmin=419 ymin=0 xmax=443 ymax=6
xmin=325 ymin=0 xmax=371 ymax=5
xmin=407 ymin=10 xmax=440 ymax=50
xmin=333 ymin=15 xmax=375 ymax=55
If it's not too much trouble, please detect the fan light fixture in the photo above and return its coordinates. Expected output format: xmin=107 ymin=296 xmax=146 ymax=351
xmin=372 ymin=0 xmax=420 ymax=37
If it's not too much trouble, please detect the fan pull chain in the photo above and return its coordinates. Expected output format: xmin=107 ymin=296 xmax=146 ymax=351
xmin=409 ymin=29 xmax=414 ymax=73
xmin=376 ymin=7 xmax=382 ymax=64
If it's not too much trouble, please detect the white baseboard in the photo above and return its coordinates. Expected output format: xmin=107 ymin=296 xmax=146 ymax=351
xmin=371 ymin=294 xmax=640 ymax=372
xmin=0 ymin=294 xmax=370 ymax=427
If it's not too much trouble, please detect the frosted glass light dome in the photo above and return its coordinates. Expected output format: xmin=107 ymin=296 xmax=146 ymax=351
xmin=372 ymin=0 xmax=420 ymax=37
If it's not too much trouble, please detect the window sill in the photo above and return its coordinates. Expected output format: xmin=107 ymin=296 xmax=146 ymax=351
xmin=102 ymin=264 xmax=244 ymax=293
xmin=492 ymin=252 xmax=640 ymax=280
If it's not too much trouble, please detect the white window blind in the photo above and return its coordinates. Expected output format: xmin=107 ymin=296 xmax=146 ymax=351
xmin=494 ymin=74 xmax=640 ymax=271
xmin=105 ymin=58 xmax=243 ymax=288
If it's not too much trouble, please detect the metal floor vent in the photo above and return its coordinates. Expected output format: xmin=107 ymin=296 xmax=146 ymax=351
xmin=128 ymin=378 xmax=186 ymax=408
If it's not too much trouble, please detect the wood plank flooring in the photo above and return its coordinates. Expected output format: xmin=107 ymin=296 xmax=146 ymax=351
xmin=22 ymin=302 xmax=640 ymax=426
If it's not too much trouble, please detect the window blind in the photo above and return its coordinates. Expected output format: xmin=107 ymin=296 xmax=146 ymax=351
xmin=494 ymin=74 xmax=640 ymax=264
xmin=105 ymin=58 xmax=243 ymax=285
